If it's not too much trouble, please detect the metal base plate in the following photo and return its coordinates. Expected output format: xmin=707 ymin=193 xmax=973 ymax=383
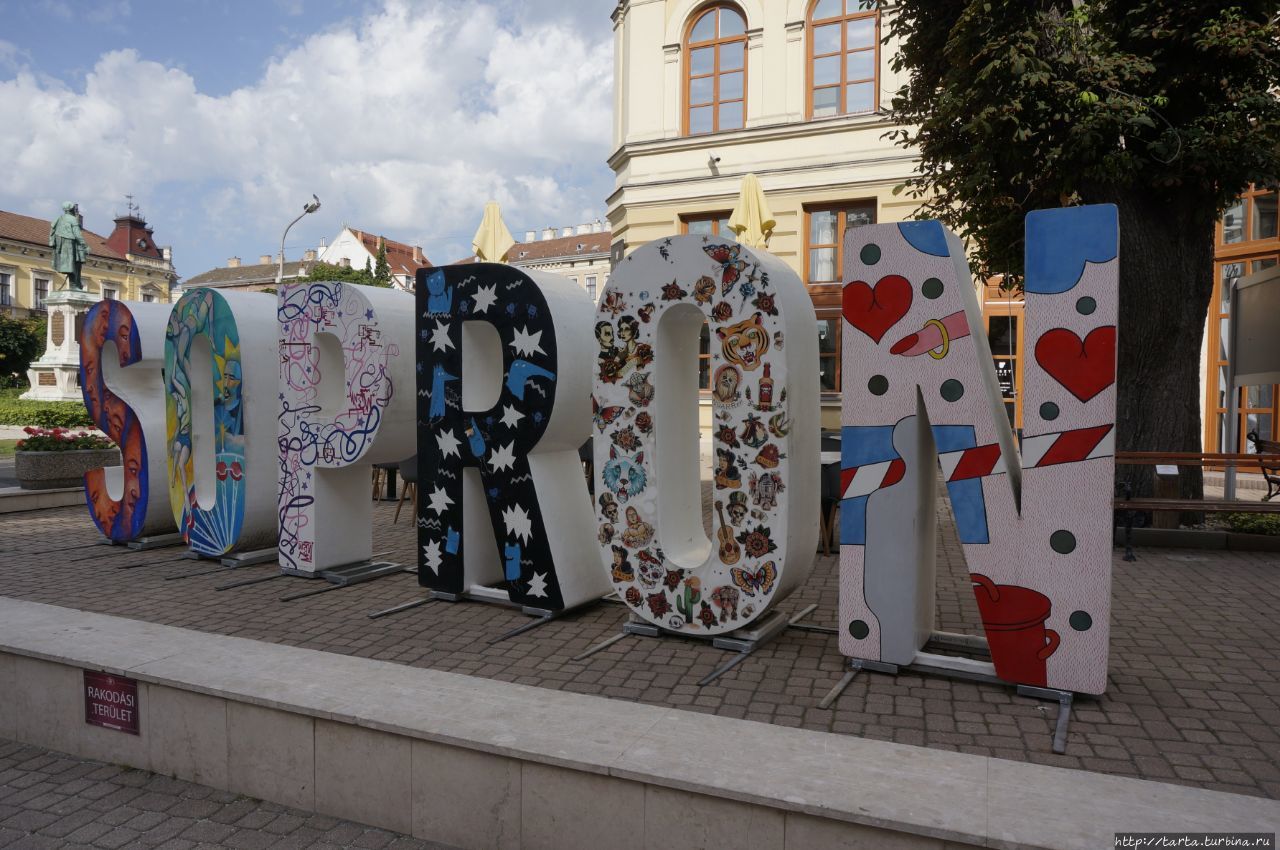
xmin=221 ymin=547 xmax=278 ymax=567
xmin=319 ymin=561 xmax=402 ymax=586
xmin=125 ymin=532 xmax=186 ymax=551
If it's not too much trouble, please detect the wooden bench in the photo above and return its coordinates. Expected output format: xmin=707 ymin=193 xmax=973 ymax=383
xmin=1247 ymin=431 xmax=1280 ymax=501
xmin=1112 ymin=451 xmax=1280 ymax=558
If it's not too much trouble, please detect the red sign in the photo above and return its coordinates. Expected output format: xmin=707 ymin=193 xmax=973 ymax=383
xmin=83 ymin=671 xmax=140 ymax=735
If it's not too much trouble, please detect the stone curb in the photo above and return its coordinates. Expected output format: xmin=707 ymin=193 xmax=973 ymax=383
xmin=0 ymin=597 xmax=1275 ymax=850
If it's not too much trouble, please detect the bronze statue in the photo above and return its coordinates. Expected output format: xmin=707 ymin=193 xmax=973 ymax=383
xmin=49 ymin=202 xmax=88 ymax=290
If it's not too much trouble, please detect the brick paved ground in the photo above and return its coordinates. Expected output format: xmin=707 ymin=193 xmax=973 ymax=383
xmin=0 ymin=737 xmax=451 ymax=849
xmin=1 ymin=492 xmax=1278 ymax=801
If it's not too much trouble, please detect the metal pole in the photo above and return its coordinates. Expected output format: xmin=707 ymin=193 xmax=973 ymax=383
xmin=1225 ymin=276 xmax=1241 ymax=500
xmin=276 ymin=195 xmax=321 ymax=288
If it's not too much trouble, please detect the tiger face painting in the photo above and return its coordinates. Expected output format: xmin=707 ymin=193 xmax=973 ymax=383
xmin=716 ymin=312 xmax=770 ymax=372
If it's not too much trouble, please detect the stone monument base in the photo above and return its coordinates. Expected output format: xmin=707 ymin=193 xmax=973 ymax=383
xmin=22 ymin=288 xmax=99 ymax=403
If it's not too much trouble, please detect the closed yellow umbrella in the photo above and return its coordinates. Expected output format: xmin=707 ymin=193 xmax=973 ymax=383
xmin=472 ymin=200 xmax=515 ymax=263
xmin=728 ymin=173 xmax=776 ymax=249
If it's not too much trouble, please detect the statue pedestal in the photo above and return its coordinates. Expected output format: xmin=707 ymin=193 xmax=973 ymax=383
xmin=23 ymin=289 xmax=100 ymax=402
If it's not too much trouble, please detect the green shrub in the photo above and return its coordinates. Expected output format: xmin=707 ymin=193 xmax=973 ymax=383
xmin=1224 ymin=512 xmax=1280 ymax=537
xmin=0 ymin=315 xmax=44 ymax=387
xmin=0 ymin=395 xmax=95 ymax=429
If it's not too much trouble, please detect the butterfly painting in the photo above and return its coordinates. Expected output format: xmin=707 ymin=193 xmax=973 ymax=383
xmin=703 ymin=244 xmax=750 ymax=296
xmin=592 ymin=397 xmax=626 ymax=432
xmin=730 ymin=560 xmax=777 ymax=597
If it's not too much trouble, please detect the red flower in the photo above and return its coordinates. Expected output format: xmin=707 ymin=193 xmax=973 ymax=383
xmin=625 ymin=586 xmax=642 ymax=607
xmin=22 ymin=426 xmax=34 ymax=435
xmin=635 ymin=412 xmax=653 ymax=433
xmin=646 ymin=592 xmax=672 ymax=617
xmin=663 ymin=570 xmax=682 ymax=591
xmin=711 ymin=302 xmax=733 ymax=322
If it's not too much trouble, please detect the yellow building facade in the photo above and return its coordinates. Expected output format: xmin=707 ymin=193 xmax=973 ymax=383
xmin=608 ymin=0 xmax=922 ymax=428
xmin=0 ymin=210 xmax=174 ymax=319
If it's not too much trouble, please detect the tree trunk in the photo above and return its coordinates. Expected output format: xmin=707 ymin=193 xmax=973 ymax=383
xmin=1089 ymin=187 xmax=1217 ymax=505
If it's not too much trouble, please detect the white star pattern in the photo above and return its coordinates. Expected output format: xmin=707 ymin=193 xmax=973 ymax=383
xmin=502 ymin=504 xmax=532 ymax=543
xmin=510 ymin=326 xmax=544 ymax=357
xmin=489 ymin=442 xmax=517 ymax=471
xmin=426 ymin=485 xmax=454 ymax=515
xmin=429 ymin=320 xmax=455 ymax=353
xmin=471 ymin=284 xmax=498 ymax=314
xmin=422 ymin=540 xmax=442 ymax=575
xmin=436 ymin=429 xmax=461 ymax=459
xmin=499 ymin=405 xmax=524 ymax=429
xmin=526 ymin=572 xmax=548 ymax=598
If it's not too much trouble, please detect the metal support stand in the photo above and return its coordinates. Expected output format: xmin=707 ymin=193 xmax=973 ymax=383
xmin=367 ymin=597 xmax=436 ymax=620
xmin=1017 ymin=685 xmax=1074 ymax=755
xmin=220 ymin=547 xmax=279 ymax=567
xmin=278 ymin=560 xmax=408 ymax=602
xmin=589 ymin=606 xmax=814 ymax=687
xmin=817 ymin=634 xmax=1079 ymax=754
xmin=487 ymin=597 xmax=607 ymax=645
xmin=216 ymin=573 xmax=284 ymax=591
xmin=125 ymin=532 xmax=186 ymax=551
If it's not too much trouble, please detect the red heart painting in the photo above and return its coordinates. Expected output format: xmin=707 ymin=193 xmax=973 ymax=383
xmin=843 ymin=275 xmax=913 ymax=344
xmin=1035 ymin=326 xmax=1116 ymax=402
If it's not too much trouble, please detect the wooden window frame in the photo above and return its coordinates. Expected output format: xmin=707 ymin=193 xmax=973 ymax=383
xmin=684 ymin=4 xmax=748 ymax=137
xmin=816 ymin=309 xmax=843 ymax=395
xmin=33 ymin=277 xmax=49 ymax=312
xmin=806 ymin=0 xmax=880 ymax=120
xmin=982 ymin=283 xmax=1026 ymax=432
xmin=1205 ymin=255 xmax=1280 ymax=452
xmin=681 ymin=211 xmax=734 ymax=238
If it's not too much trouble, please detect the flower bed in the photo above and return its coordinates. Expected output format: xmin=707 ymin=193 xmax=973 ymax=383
xmin=14 ymin=427 xmax=119 ymax=490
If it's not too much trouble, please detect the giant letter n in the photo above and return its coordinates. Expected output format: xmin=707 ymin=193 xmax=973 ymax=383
xmin=839 ymin=207 xmax=1118 ymax=694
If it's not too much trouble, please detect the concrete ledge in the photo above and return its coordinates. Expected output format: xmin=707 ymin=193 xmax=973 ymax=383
xmin=1115 ymin=526 xmax=1280 ymax=552
xmin=0 ymin=597 xmax=1275 ymax=850
xmin=0 ymin=485 xmax=86 ymax=513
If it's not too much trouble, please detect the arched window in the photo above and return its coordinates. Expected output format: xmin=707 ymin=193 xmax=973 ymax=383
xmin=685 ymin=5 xmax=747 ymax=136
xmin=808 ymin=0 xmax=879 ymax=118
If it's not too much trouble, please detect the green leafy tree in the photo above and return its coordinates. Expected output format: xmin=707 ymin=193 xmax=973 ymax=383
xmin=0 ymin=315 xmax=44 ymax=388
xmin=887 ymin=1 xmax=1280 ymax=497
xmin=374 ymin=242 xmax=391 ymax=286
xmin=304 ymin=261 xmax=390 ymax=288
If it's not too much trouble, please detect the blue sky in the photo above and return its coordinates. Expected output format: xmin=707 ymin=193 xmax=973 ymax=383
xmin=0 ymin=0 xmax=614 ymax=278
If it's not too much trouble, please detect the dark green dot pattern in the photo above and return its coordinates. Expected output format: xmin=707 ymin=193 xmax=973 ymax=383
xmin=940 ymin=379 xmax=964 ymax=402
xmin=868 ymin=375 xmax=888 ymax=396
xmin=859 ymin=244 xmax=881 ymax=265
xmin=1050 ymin=530 xmax=1076 ymax=554
xmin=1076 ymin=296 xmax=1097 ymax=315
xmin=922 ymin=277 xmax=944 ymax=299
xmin=1069 ymin=610 xmax=1093 ymax=631
xmin=1040 ymin=402 xmax=1060 ymax=421
xmin=849 ymin=620 xmax=870 ymax=639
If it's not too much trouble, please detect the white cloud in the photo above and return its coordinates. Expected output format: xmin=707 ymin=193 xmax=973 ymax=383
xmin=0 ymin=0 xmax=613 ymax=271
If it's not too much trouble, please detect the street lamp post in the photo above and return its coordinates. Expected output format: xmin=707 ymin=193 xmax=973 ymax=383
xmin=276 ymin=194 xmax=322 ymax=288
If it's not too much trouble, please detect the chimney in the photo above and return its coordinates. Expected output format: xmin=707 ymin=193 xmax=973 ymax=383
xmin=577 ymin=223 xmax=591 ymax=235
xmin=303 ymin=249 xmax=317 ymax=262
xmin=259 ymin=254 xmax=272 ymax=265
xmin=593 ymin=219 xmax=604 ymax=233
xmin=561 ymin=226 xmax=573 ymax=237
xmin=227 ymin=257 xmax=241 ymax=268
xmin=413 ymin=245 xmax=423 ymax=264
xmin=162 ymin=246 xmax=172 ymax=261
xmin=542 ymin=227 xmax=555 ymax=240
xmin=524 ymin=230 xmax=535 ymax=242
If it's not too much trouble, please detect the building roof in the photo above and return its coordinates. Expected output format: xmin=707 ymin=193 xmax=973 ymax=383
xmin=510 ymin=230 xmax=611 ymax=263
xmin=183 ymin=261 xmax=311 ymax=288
xmin=348 ymin=228 xmax=432 ymax=278
xmin=0 ymin=209 xmax=125 ymax=261
xmin=454 ymin=230 xmax=612 ymax=265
